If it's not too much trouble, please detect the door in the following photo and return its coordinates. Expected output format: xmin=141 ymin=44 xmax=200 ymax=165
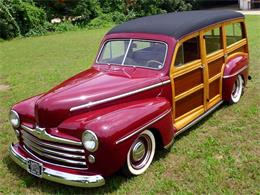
xmin=202 ymin=26 xmax=225 ymax=109
xmin=170 ymin=34 xmax=206 ymax=130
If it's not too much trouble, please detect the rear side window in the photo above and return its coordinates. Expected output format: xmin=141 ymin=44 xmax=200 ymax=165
xmin=174 ymin=36 xmax=200 ymax=67
xmin=204 ymin=27 xmax=222 ymax=54
xmin=225 ymin=22 xmax=244 ymax=46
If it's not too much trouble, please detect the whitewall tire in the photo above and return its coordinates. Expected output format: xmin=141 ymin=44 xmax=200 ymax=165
xmin=123 ymin=130 xmax=156 ymax=176
xmin=230 ymin=75 xmax=244 ymax=104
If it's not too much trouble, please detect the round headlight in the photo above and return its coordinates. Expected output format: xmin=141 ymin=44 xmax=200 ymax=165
xmin=10 ymin=110 xmax=20 ymax=128
xmin=82 ymin=130 xmax=99 ymax=152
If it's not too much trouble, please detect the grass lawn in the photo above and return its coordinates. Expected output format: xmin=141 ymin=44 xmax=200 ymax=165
xmin=0 ymin=16 xmax=259 ymax=194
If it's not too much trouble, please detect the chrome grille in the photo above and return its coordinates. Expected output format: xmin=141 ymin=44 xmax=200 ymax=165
xmin=21 ymin=130 xmax=87 ymax=169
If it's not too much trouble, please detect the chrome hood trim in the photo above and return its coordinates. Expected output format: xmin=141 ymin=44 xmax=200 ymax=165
xmin=70 ymin=80 xmax=171 ymax=112
xmin=21 ymin=125 xmax=82 ymax=146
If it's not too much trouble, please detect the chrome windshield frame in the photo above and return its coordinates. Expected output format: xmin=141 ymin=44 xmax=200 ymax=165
xmin=95 ymin=38 xmax=168 ymax=70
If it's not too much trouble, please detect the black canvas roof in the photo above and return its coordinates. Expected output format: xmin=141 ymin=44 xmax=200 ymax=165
xmin=107 ymin=10 xmax=244 ymax=39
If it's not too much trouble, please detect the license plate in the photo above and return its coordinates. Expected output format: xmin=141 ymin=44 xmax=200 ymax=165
xmin=27 ymin=159 xmax=43 ymax=177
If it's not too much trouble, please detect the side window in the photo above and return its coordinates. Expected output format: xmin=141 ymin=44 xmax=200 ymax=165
xmin=174 ymin=36 xmax=200 ymax=67
xmin=225 ymin=22 xmax=244 ymax=46
xmin=204 ymin=27 xmax=222 ymax=54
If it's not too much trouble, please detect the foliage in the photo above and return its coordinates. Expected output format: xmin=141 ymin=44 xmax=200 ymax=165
xmin=0 ymin=0 xmax=193 ymax=40
xmin=72 ymin=0 xmax=101 ymax=26
xmin=52 ymin=21 xmax=79 ymax=32
xmin=0 ymin=0 xmax=46 ymax=39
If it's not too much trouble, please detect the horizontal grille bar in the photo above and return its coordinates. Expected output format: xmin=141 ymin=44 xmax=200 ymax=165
xmin=21 ymin=130 xmax=87 ymax=169
xmin=23 ymin=144 xmax=86 ymax=166
xmin=22 ymin=130 xmax=84 ymax=153
xmin=23 ymin=137 xmax=85 ymax=160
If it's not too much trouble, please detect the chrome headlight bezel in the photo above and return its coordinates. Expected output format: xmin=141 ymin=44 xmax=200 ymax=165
xmin=9 ymin=110 xmax=20 ymax=128
xmin=82 ymin=130 xmax=99 ymax=152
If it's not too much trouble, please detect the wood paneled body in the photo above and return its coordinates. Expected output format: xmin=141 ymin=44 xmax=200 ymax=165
xmin=171 ymin=17 xmax=248 ymax=132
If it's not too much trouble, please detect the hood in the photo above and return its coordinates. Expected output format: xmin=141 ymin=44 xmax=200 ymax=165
xmin=35 ymin=66 xmax=163 ymax=127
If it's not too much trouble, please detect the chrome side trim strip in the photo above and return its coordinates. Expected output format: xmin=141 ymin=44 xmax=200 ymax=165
xmin=21 ymin=130 xmax=84 ymax=153
xmin=116 ymin=109 xmax=172 ymax=145
xmin=23 ymin=145 xmax=87 ymax=166
xmin=21 ymin=125 xmax=82 ymax=146
xmin=23 ymin=138 xmax=85 ymax=160
xmin=9 ymin=144 xmax=105 ymax=187
xmin=70 ymin=80 xmax=171 ymax=112
xmin=175 ymin=101 xmax=223 ymax=137
xmin=223 ymin=65 xmax=248 ymax=79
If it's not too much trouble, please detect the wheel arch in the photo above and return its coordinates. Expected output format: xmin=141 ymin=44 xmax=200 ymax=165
xmin=222 ymin=53 xmax=249 ymax=102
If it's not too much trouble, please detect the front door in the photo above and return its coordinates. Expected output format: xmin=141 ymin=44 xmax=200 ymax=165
xmin=170 ymin=33 xmax=206 ymax=130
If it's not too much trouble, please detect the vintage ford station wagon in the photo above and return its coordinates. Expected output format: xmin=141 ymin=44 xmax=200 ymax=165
xmin=9 ymin=10 xmax=249 ymax=187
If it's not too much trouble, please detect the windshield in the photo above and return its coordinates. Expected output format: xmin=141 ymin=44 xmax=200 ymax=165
xmin=97 ymin=39 xmax=167 ymax=69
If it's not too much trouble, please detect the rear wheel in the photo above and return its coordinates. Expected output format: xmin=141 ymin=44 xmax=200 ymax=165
xmin=122 ymin=130 xmax=155 ymax=176
xmin=230 ymin=75 xmax=244 ymax=104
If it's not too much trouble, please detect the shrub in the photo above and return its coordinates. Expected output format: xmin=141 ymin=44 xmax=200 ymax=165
xmin=0 ymin=0 xmax=47 ymax=39
xmin=87 ymin=13 xmax=114 ymax=29
xmin=52 ymin=21 xmax=79 ymax=32
xmin=72 ymin=0 xmax=101 ymax=26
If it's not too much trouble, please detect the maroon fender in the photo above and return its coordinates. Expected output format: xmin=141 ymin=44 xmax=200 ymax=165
xmin=12 ymin=95 xmax=42 ymax=125
xmin=58 ymin=97 xmax=174 ymax=176
xmin=222 ymin=53 xmax=249 ymax=102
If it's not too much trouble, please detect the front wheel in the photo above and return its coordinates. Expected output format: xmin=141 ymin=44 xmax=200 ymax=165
xmin=122 ymin=130 xmax=156 ymax=176
xmin=230 ymin=74 xmax=244 ymax=104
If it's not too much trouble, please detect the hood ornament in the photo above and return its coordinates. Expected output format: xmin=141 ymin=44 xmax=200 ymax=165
xmin=35 ymin=125 xmax=46 ymax=133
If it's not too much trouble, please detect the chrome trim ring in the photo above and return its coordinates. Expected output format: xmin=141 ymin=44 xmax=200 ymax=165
xmin=132 ymin=141 xmax=146 ymax=162
xmin=10 ymin=110 xmax=20 ymax=128
xmin=70 ymin=80 xmax=171 ymax=112
xmin=126 ymin=130 xmax=155 ymax=175
xmin=82 ymin=130 xmax=99 ymax=152
xmin=21 ymin=125 xmax=82 ymax=146
xmin=9 ymin=144 xmax=105 ymax=187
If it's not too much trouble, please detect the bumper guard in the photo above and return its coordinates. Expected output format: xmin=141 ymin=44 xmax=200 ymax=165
xmin=9 ymin=144 xmax=105 ymax=188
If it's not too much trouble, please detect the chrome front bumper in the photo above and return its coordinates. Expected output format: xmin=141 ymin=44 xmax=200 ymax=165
xmin=9 ymin=144 xmax=105 ymax=187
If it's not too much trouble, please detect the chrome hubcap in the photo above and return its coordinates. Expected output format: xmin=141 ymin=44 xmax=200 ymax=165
xmin=132 ymin=141 xmax=145 ymax=162
xmin=130 ymin=135 xmax=152 ymax=170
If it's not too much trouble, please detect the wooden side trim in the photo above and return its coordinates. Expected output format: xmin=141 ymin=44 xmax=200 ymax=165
xmin=206 ymin=49 xmax=224 ymax=63
xmin=173 ymin=60 xmax=202 ymax=78
xmin=226 ymin=38 xmax=247 ymax=53
xmin=175 ymin=105 xmax=204 ymax=130
xmin=209 ymin=73 xmax=222 ymax=83
xmin=175 ymin=83 xmax=204 ymax=101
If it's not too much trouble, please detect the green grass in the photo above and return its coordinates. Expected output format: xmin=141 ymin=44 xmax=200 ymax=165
xmin=0 ymin=16 xmax=260 ymax=194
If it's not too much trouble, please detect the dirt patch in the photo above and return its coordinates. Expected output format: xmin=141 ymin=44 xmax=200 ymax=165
xmin=0 ymin=84 xmax=9 ymax=92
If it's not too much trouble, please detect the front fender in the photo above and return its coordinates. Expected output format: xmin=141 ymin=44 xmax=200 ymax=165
xmin=58 ymin=97 xmax=173 ymax=176
xmin=222 ymin=53 xmax=249 ymax=102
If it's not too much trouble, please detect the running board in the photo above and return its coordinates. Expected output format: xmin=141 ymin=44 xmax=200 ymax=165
xmin=175 ymin=101 xmax=223 ymax=137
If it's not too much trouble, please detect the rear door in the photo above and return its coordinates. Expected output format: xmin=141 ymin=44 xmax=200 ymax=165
xmin=202 ymin=25 xmax=225 ymax=109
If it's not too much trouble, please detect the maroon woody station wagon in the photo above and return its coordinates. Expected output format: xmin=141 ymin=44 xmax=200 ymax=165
xmin=9 ymin=10 xmax=250 ymax=187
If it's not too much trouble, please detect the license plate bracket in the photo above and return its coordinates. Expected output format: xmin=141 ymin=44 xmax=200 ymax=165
xmin=27 ymin=158 xmax=43 ymax=178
